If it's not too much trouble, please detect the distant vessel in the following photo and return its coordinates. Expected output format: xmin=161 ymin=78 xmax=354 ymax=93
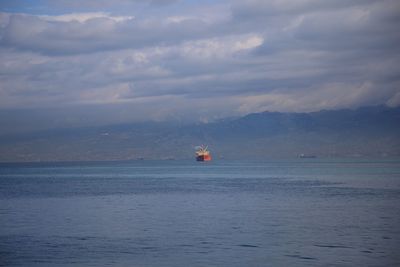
xmin=298 ymin=153 xmax=316 ymax=158
xmin=195 ymin=145 xmax=212 ymax=161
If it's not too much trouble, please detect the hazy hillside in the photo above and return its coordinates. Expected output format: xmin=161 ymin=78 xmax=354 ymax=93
xmin=0 ymin=105 xmax=399 ymax=162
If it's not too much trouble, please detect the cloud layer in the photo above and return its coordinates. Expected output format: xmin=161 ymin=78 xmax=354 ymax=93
xmin=0 ymin=0 xmax=399 ymax=125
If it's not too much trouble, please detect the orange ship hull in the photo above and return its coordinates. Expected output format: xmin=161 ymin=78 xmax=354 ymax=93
xmin=196 ymin=154 xmax=211 ymax=161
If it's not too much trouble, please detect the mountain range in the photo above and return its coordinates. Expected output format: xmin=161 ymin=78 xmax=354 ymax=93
xmin=0 ymin=105 xmax=399 ymax=162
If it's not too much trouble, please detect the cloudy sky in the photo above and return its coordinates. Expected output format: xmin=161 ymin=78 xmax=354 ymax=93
xmin=0 ymin=0 xmax=399 ymax=130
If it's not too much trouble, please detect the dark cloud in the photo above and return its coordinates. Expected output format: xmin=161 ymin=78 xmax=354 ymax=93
xmin=0 ymin=0 xmax=399 ymax=131
xmin=231 ymin=0 xmax=380 ymax=19
xmin=0 ymin=13 xmax=218 ymax=55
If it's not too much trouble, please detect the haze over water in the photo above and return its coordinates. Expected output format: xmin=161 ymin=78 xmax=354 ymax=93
xmin=1 ymin=159 xmax=399 ymax=266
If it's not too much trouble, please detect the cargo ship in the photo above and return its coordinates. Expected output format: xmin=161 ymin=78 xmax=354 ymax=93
xmin=195 ymin=145 xmax=211 ymax=161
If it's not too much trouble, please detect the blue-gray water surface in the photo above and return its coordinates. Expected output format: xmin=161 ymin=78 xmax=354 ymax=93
xmin=1 ymin=159 xmax=400 ymax=267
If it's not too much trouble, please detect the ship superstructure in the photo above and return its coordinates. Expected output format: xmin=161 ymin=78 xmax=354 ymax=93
xmin=195 ymin=145 xmax=211 ymax=161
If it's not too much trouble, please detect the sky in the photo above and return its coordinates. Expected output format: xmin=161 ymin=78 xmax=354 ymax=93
xmin=0 ymin=0 xmax=399 ymax=131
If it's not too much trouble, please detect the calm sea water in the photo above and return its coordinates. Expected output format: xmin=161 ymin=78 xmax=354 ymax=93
xmin=1 ymin=159 xmax=399 ymax=267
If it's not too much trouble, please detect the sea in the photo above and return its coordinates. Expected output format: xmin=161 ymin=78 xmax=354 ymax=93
xmin=0 ymin=159 xmax=399 ymax=267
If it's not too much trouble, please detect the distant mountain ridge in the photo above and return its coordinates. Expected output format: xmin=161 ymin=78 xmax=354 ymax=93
xmin=215 ymin=105 xmax=400 ymax=136
xmin=0 ymin=105 xmax=399 ymax=162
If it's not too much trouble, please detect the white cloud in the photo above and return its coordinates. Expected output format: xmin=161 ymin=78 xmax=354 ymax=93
xmin=39 ymin=12 xmax=134 ymax=23
xmin=234 ymin=36 xmax=263 ymax=51
xmin=387 ymin=91 xmax=400 ymax=107
xmin=180 ymin=34 xmax=263 ymax=61
xmin=237 ymin=81 xmax=399 ymax=114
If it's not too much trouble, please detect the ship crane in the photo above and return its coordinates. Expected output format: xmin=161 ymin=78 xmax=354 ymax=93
xmin=195 ymin=145 xmax=212 ymax=161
